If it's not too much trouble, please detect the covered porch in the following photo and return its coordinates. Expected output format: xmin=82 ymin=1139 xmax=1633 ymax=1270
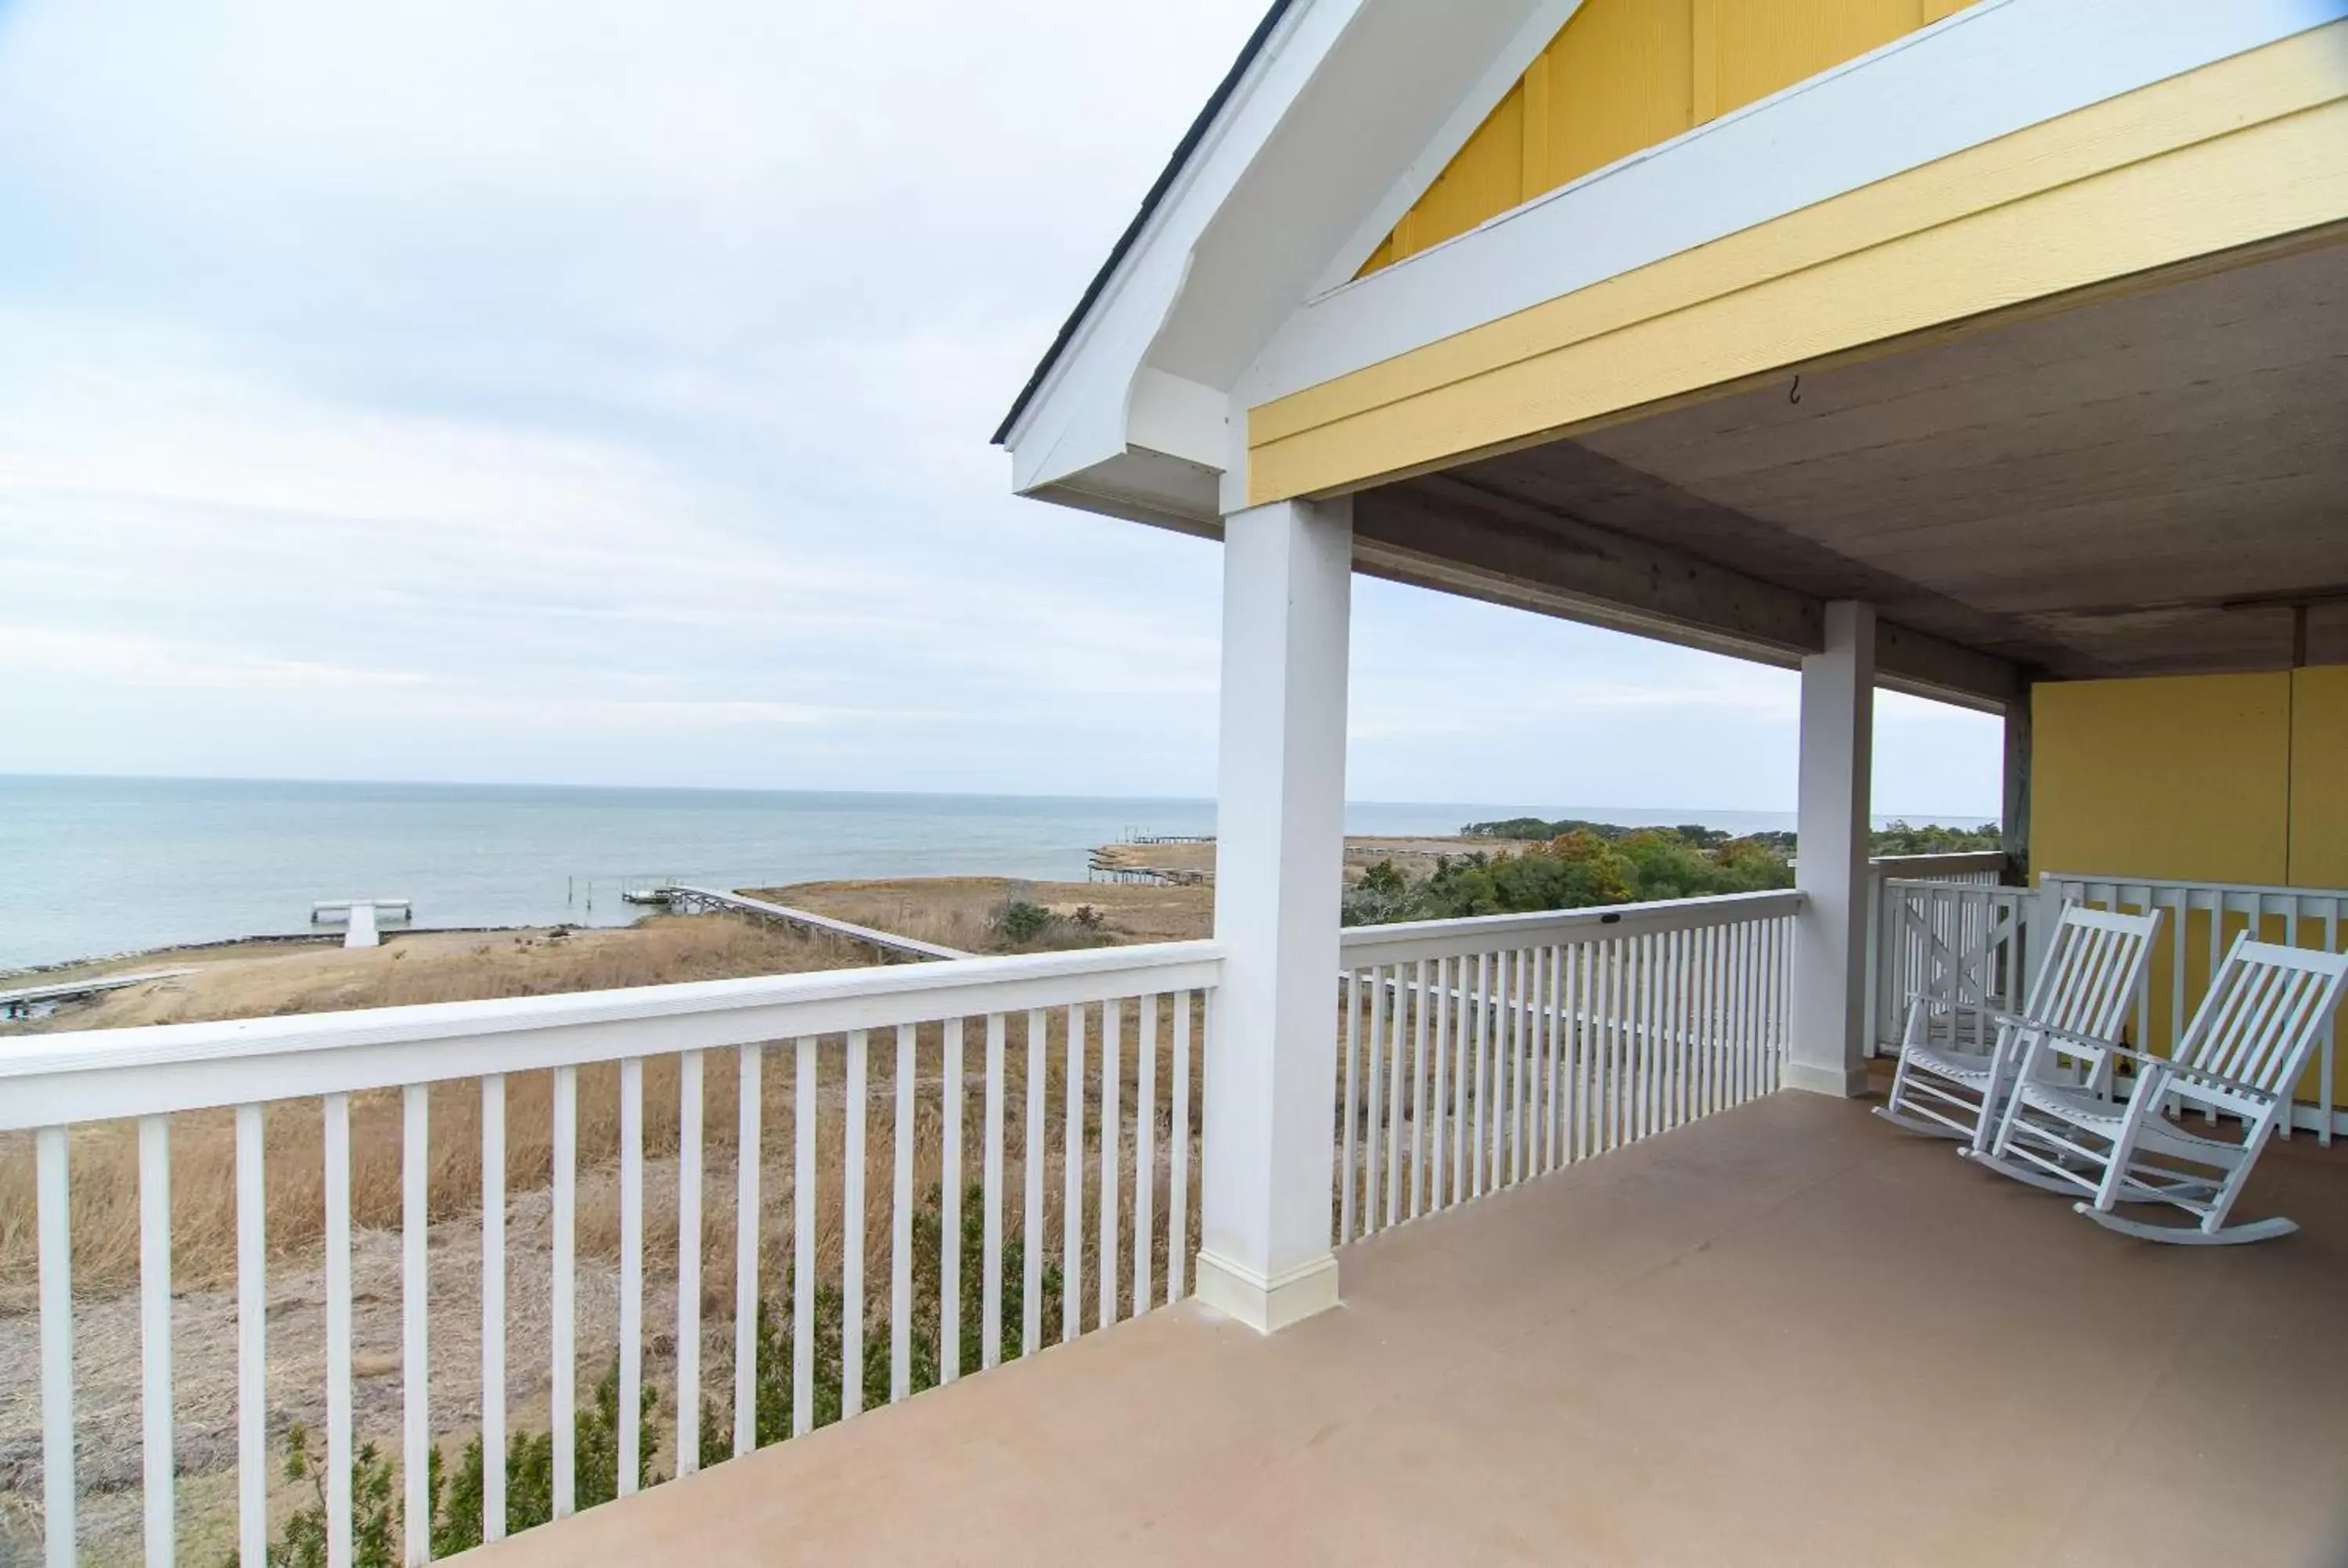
xmin=478 ymin=1089 xmax=2348 ymax=1566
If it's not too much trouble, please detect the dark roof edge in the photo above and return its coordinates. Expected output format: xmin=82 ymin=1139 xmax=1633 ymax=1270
xmin=991 ymin=0 xmax=1298 ymax=448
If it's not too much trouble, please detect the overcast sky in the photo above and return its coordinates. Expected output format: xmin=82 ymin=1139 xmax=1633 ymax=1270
xmin=0 ymin=0 xmax=2000 ymax=818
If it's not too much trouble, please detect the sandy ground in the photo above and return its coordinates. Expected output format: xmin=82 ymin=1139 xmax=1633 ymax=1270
xmin=0 ymin=919 xmax=870 ymax=1038
xmin=754 ymin=876 xmax=1214 ymax=950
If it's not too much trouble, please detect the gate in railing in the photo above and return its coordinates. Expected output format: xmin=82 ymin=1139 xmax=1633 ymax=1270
xmin=1870 ymin=879 xmax=2031 ymax=1058
xmin=1862 ymin=851 xmax=2011 ymax=1059
xmin=1330 ymin=890 xmax=1801 ymax=1243
xmin=2041 ymin=872 xmax=2346 ymax=1142
xmin=5 ymin=942 xmax=1218 ymax=1566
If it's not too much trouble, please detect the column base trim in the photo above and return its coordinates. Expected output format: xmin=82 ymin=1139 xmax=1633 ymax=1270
xmin=1781 ymin=1059 xmax=1871 ymax=1099
xmin=1192 ymin=1250 xmax=1340 ymax=1334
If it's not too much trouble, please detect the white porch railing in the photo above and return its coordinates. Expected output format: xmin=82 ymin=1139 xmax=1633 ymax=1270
xmin=5 ymin=941 xmax=1218 ymax=1566
xmin=2040 ymin=872 xmax=2346 ymax=1142
xmin=1331 ymin=890 xmax=1801 ymax=1242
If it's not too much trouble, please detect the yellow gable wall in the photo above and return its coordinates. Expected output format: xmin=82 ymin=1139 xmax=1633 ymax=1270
xmin=1360 ymin=0 xmax=1971 ymax=275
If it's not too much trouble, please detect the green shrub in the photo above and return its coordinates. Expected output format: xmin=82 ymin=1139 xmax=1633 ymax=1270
xmin=235 ymin=1186 xmax=1065 ymax=1563
xmin=991 ymin=900 xmax=1059 ymax=943
xmin=231 ymin=1356 xmax=654 ymax=1566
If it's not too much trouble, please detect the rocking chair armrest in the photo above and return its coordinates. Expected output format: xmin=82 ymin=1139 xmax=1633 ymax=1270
xmin=2098 ymin=1044 xmax=2278 ymax=1106
xmin=2008 ymin=1019 xmax=2124 ymax=1062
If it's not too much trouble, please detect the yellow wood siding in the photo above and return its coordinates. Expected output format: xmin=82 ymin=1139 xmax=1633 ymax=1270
xmin=2033 ymin=667 xmax=2348 ymax=1110
xmin=2033 ymin=674 xmax=2292 ymax=888
xmin=1695 ymin=0 xmax=1928 ymax=120
xmin=1525 ymin=0 xmax=1693 ymax=200
xmin=1359 ymin=0 xmax=1964 ymax=277
xmin=1391 ymin=83 xmax=1527 ymax=259
xmin=1255 ymin=26 xmax=2348 ymax=503
xmin=2291 ymin=664 xmax=2348 ymax=887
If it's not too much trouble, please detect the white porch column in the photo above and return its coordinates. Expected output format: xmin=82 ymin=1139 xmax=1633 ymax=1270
xmin=1195 ymin=495 xmax=1350 ymax=1333
xmin=1787 ymin=599 xmax=1876 ymax=1098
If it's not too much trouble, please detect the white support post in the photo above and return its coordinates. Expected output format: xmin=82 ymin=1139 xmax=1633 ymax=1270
xmin=1195 ymin=495 xmax=1351 ymax=1334
xmin=1787 ymin=600 xmax=1876 ymax=1098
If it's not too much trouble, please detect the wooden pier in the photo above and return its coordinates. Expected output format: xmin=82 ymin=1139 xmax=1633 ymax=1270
xmin=1 ymin=969 xmax=194 ymax=1020
xmin=659 ymin=885 xmax=971 ymax=963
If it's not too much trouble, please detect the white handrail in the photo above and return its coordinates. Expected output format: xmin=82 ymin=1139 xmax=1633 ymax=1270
xmin=1871 ymin=851 xmax=2007 ymax=879
xmin=0 ymin=940 xmax=1223 ymax=1129
xmin=1337 ymin=889 xmax=1802 ymax=968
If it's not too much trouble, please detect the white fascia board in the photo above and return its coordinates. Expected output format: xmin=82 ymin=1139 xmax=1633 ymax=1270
xmin=1305 ymin=0 xmax=1587 ymax=298
xmin=1005 ymin=0 xmax=1368 ymax=497
xmin=1242 ymin=0 xmax=2348 ymax=409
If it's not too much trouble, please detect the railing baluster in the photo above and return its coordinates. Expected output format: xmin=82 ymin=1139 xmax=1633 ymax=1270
xmin=37 ymin=1124 xmax=74 ymax=1568
xmin=1472 ymin=952 xmax=1489 ymax=1197
xmin=941 ymin=1018 xmax=963 ymax=1383
xmin=139 ymin=1113 xmax=173 ymax=1567
xmin=676 ymin=1049 xmax=703 ymax=1473
xmin=1511 ymin=946 xmax=1529 ymax=1183
xmin=1643 ymin=933 xmax=1661 ymax=1138
xmin=1025 ymin=1009 xmax=1047 ymax=1349
xmin=618 ymin=1058 xmax=643 ymax=1498
xmin=550 ymin=1066 xmax=576 ymax=1519
xmin=1388 ymin=964 xmax=1408 ymax=1217
xmin=890 ymin=1026 xmax=913 ymax=1403
xmin=326 ymin=1091 xmax=355 ymax=1563
xmin=1134 ymin=993 xmax=1157 ymax=1311
xmin=402 ymin=1083 xmax=432 ymax=1554
xmin=1429 ymin=958 xmax=1451 ymax=1207
xmin=1451 ymin=955 xmax=1469 ymax=1204
xmin=1062 ymin=1003 xmax=1082 ymax=1344
xmin=236 ymin=1103 xmax=266 ymax=1568
xmin=792 ymin=1036 xmax=817 ymax=1433
xmin=1169 ymin=990 xmax=1192 ymax=1304
xmin=1541 ymin=947 xmax=1560 ymax=1167
xmin=1412 ymin=958 xmax=1431 ymax=1214
xmin=1099 ymin=996 xmax=1122 ymax=1327
xmin=735 ymin=1044 xmax=763 ymax=1453
xmin=481 ymin=1075 xmax=506 ymax=1537
xmin=981 ymin=1013 xmax=1006 ymax=1370
xmin=844 ymin=1030 xmax=869 ymax=1412
xmin=1365 ymin=964 xmax=1387 ymax=1229
xmin=1341 ymin=969 xmax=1359 ymax=1243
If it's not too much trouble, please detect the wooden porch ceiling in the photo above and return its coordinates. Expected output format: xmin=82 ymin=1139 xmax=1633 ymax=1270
xmin=1356 ymin=232 xmax=2348 ymax=689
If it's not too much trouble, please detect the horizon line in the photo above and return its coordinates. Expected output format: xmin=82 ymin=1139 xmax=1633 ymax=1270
xmin=0 ymin=769 xmax=1997 ymax=822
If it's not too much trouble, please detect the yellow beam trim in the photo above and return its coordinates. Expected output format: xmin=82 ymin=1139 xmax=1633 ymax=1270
xmin=1251 ymin=23 xmax=2348 ymax=503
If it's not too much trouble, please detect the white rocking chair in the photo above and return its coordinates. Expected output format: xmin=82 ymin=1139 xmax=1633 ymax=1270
xmin=1876 ymin=903 xmax=2161 ymax=1152
xmin=1972 ymin=932 xmax=2348 ymax=1244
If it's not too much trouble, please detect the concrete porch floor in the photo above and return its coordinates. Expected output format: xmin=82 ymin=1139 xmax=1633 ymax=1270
xmin=480 ymin=1093 xmax=2348 ymax=1566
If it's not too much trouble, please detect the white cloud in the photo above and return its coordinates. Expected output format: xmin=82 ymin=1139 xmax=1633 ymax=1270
xmin=0 ymin=0 xmax=2000 ymax=815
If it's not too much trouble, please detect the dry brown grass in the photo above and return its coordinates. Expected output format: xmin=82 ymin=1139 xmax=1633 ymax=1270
xmin=759 ymin=876 xmax=1213 ymax=951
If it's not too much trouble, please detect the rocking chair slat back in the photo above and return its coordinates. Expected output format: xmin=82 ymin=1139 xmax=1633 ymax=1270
xmin=2187 ymin=940 xmax=2348 ymax=1097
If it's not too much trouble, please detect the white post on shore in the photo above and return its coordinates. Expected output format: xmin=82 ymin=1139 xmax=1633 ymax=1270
xmin=1194 ymin=495 xmax=1351 ymax=1333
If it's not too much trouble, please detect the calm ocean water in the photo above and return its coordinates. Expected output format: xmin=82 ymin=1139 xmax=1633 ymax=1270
xmin=0 ymin=775 xmax=1939 ymax=973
